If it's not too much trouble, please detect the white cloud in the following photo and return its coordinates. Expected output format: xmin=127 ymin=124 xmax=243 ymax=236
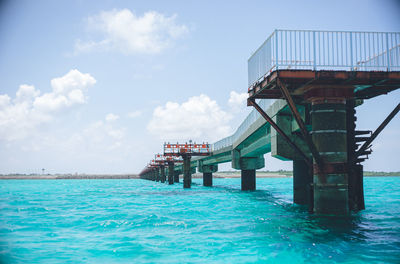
xmin=0 ymin=115 xmax=132 ymax=173
xmin=50 ymin=69 xmax=96 ymax=95
xmin=0 ymin=69 xmax=96 ymax=141
xmin=33 ymin=69 xmax=95 ymax=112
xmin=74 ymin=39 xmax=110 ymax=54
xmin=15 ymin=84 xmax=40 ymax=103
xmin=75 ymin=9 xmax=188 ymax=55
xmin=0 ymin=94 xmax=11 ymax=109
xmin=17 ymin=118 xmax=126 ymax=155
xmin=105 ymin=113 xmax=120 ymax=122
xmin=147 ymin=94 xmax=232 ymax=142
xmin=127 ymin=110 xmax=142 ymax=118
xmin=83 ymin=120 xmax=125 ymax=145
xmin=228 ymin=91 xmax=248 ymax=112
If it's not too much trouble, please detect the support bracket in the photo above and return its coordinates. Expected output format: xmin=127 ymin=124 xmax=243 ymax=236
xmin=277 ymin=79 xmax=324 ymax=172
xmin=248 ymin=98 xmax=312 ymax=167
xmin=355 ymin=103 xmax=400 ymax=161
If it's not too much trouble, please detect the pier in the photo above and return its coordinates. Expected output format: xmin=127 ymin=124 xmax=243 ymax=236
xmin=140 ymin=30 xmax=400 ymax=215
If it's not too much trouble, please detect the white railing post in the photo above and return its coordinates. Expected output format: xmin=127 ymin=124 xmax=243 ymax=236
xmin=248 ymin=30 xmax=399 ymax=88
xmin=313 ymin=31 xmax=316 ymax=70
xmin=386 ymin=32 xmax=391 ymax=71
xmin=350 ymin=32 xmax=354 ymax=71
xmin=275 ymin=30 xmax=279 ymax=70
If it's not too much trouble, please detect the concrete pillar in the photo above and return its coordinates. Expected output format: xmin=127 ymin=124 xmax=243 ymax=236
xmin=168 ymin=162 xmax=174 ymax=185
xmin=232 ymin=150 xmax=264 ymax=191
xmin=203 ymin=172 xmax=212 ymax=187
xmin=346 ymin=99 xmax=365 ymax=211
xmin=311 ymin=102 xmax=349 ymax=215
xmin=293 ymin=160 xmax=313 ymax=205
xmin=348 ymin=164 xmax=365 ymax=211
xmin=160 ymin=166 xmax=166 ymax=183
xmin=198 ymin=163 xmax=217 ymax=187
xmin=241 ymin=169 xmax=256 ymax=191
xmin=174 ymin=171 xmax=180 ymax=183
xmin=155 ymin=168 xmax=160 ymax=182
xmin=183 ymin=155 xmax=191 ymax=188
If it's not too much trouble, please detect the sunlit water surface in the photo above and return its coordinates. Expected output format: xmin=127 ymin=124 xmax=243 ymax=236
xmin=0 ymin=177 xmax=399 ymax=263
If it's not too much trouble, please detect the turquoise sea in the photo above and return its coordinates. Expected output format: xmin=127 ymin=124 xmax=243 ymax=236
xmin=0 ymin=177 xmax=399 ymax=263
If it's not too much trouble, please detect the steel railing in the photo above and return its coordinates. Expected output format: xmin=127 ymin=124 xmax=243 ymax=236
xmin=212 ymin=99 xmax=273 ymax=152
xmin=248 ymin=30 xmax=400 ymax=87
xmin=212 ymin=30 xmax=400 ymax=153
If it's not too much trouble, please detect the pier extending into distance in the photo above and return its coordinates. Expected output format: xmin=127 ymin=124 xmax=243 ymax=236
xmin=140 ymin=30 xmax=400 ymax=215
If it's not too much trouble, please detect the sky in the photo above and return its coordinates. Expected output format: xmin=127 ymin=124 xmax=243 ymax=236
xmin=0 ymin=0 xmax=399 ymax=174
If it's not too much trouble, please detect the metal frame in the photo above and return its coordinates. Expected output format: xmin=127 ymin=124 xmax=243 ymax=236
xmin=155 ymin=153 xmax=183 ymax=164
xmin=248 ymin=98 xmax=312 ymax=167
xmin=276 ymin=79 xmax=324 ymax=172
xmin=164 ymin=142 xmax=211 ymax=157
xmin=355 ymin=103 xmax=400 ymax=162
xmin=248 ymin=30 xmax=400 ymax=88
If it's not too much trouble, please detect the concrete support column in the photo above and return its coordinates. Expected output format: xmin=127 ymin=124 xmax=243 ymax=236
xmin=198 ymin=163 xmax=217 ymax=187
xmin=160 ymin=166 xmax=166 ymax=183
xmin=203 ymin=173 xmax=212 ymax=187
xmin=232 ymin=150 xmax=264 ymax=191
xmin=348 ymin=164 xmax=365 ymax=211
xmin=241 ymin=169 xmax=256 ymax=191
xmin=168 ymin=162 xmax=174 ymax=185
xmin=293 ymin=160 xmax=313 ymax=205
xmin=183 ymin=155 xmax=191 ymax=188
xmin=174 ymin=171 xmax=180 ymax=183
xmin=312 ymin=102 xmax=349 ymax=215
xmin=155 ymin=168 xmax=160 ymax=182
xmin=153 ymin=169 xmax=157 ymax=181
xmin=346 ymin=99 xmax=365 ymax=211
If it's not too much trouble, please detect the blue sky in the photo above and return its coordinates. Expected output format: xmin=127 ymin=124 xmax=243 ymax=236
xmin=0 ymin=0 xmax=399 ymax=174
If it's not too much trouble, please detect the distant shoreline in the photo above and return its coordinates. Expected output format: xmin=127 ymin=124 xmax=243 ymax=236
xmin=0 ymin=174 xmax=139 ymax=180
xmin=0 ymin=172 xmax=398 ymax=180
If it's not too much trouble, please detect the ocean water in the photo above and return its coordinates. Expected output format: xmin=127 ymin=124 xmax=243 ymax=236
xmin=0 ymin=177 xmax=399 ymax=264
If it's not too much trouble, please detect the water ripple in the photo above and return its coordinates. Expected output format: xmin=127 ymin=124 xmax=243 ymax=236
xmin=0 ymin=177 xmax=399 ymax=263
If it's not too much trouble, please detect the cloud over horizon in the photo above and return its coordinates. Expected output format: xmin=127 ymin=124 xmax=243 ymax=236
xmin=147 ymin=94 xmax=234 ymax=142
xmin=0 ymin=69 xmax=96 ymax=141
xmin=105 ymin=113 xmax=120 ymax=122
xmin=228 ymin=91 xmax=248 ymax=113
xmin=75 ymin=9 xmax=189 ymax=55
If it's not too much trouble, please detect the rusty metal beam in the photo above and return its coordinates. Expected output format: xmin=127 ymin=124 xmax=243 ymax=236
xmin=253 ymin=89 xmax=283 ymax=99
xmin=248 ymin=98 xmax=312 ymax=167
xmin=355 ymin=103 xmax=400 ymax=160
xmin=277 ymin=79 xmax=324 ymax=171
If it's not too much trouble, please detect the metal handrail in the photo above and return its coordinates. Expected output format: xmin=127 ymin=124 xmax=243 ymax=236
xmin=213 ymin=30 xmax=400 ymax=153
xmin=212 ymin=99 xmax=273 ymax=152
xmin=248 ymin=30 xmax=400 ymax=87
